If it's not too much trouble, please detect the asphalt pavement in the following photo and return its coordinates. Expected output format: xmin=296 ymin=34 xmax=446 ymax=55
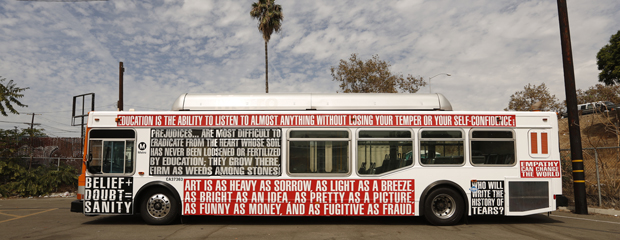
xmin=1 ymin=197 xmax=619 ymax=240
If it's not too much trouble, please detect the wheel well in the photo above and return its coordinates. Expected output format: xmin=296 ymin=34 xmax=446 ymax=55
xmin=419 ymin=180 xmax=468 ymax=217
xmin=134 ymin=182 xmax=181 ymax=214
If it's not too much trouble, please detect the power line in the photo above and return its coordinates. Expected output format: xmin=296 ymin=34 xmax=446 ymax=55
xmin=31 ymin=110 xmax=73 ymax=114
xmin=124 ymin=104 xmax=164 ymax=110
xmin=0 ymin=120 xmax=30 ymax=124
xmin=39 ymin=115 xmax=72 ymax=126
xmin=21 ymin=110 xmax=72 ymax=114
xmin=40 ymin=124 xmax=80 ymax=133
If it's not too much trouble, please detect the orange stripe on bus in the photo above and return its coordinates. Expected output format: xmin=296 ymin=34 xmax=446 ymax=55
xmin=541 ymin=132 xmax=548 ymax=154
xmin=77 ymin=126 xmax=90 ymax=200
xmin=531 ymin=132 xmax=538 ymax=154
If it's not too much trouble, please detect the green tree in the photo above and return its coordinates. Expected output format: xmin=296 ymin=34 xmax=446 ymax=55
xmin=250 ymin=0 xmax=283 ymax=93
xmin=575 ymin=84 xmax=620 ymax=104
xmin=331 ymin=53 xmax=427 ymax=93
xmin=597 ymin=30 xmax=620 ymax=85
xmin=24 ymin=127 xmax=47 ymax=138
xmin=0 ymin=128 xmax=75 ymax=197
xmin=0 ymin=77 xmax=29 ymax=116
xmin=505 ymin=83 xmax=562 ymax=112
xmin=0 ymin=128 xmax=25 ymax=159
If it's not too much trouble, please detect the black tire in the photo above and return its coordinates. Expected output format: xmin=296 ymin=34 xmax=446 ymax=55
xmin=423 ymin=188 xmax=464 ymax=226
xmin=140 ymin=188 xmax=179 ymax=225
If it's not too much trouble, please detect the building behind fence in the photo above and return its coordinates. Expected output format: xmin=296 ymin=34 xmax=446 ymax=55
xmin=16 ymin=137 xmax=83 ymax=170
xmin=561 ymin=147 xmax=620 ymax=210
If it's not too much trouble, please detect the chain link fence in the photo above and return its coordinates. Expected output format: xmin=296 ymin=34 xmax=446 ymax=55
xmin=18 ymin=157 xmax=82 ymax=170
xmin=561 ymin=147 xmax=620 ymax=209
xmin=15 ymin=137 xmax=83 ymax=170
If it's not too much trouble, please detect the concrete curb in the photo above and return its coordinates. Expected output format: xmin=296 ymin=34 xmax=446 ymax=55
xmin=559 ymin=206 xmax=620 ymax=217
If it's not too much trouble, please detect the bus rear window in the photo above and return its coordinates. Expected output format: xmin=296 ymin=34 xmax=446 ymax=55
xmin=471 ymin=130 xmax=515 ymax=165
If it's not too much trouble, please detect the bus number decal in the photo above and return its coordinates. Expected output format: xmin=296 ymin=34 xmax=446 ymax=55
xmin=84 ymin=176 xmax=133 ymax=215
xmin=470 ymin=180 xmax=505 ymax=215
xmin=149 ymin=128 xmax=282 ymax=176
xmin=182 ymin=179 xmax=415 ymax=216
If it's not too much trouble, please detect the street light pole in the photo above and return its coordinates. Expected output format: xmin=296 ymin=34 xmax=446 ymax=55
xmin=428 ymin=73 xmax=451 ymax=93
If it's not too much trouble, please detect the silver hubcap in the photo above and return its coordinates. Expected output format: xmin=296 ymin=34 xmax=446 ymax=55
xmin=146 ymin=193 xmax=171 ymax=219
xmin=431 ymin=193 xmax=456 ymax=219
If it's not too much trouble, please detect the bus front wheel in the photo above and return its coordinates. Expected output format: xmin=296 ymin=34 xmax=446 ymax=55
xmin=140 ymin=188 xmax=179 ymax=225
xmin=423 ymin=188 xmax=464 ymax=225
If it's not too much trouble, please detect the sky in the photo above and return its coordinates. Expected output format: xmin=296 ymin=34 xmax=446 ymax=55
xmin=0 ymin=0 xmax=619 ymax=137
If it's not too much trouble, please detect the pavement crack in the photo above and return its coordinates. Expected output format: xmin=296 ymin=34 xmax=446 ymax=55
xmin=203 ymin=225 xmax=229 ymax=239
xmin=162 ymin=225 xmax=189 ymax=240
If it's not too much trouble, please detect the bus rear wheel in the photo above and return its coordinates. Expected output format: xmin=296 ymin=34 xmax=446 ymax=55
xmin=140 ymin=188 xmax=179 ymax=225
xmin=423 ymin=188 xmax=463 ymax=225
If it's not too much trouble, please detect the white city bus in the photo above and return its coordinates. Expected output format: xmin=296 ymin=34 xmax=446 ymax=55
xmin=70 ymin=93 xmax=562 ymax=225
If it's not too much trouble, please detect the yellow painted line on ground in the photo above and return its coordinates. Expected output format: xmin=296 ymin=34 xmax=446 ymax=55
xmin=0 ymin=211 xmax=21 ymax=218
xmin=0 ymin=208 xmax=57 ymax=224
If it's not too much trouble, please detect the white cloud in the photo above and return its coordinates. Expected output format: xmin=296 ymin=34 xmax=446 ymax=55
xmin=0 ymin=0 xmax=619 ymax=137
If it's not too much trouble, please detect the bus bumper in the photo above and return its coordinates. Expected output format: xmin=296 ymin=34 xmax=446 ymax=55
xmin=71 ymin=200 xmax=84 ymax=213
xmin=556 ymin=195 xmax=568 ymax=207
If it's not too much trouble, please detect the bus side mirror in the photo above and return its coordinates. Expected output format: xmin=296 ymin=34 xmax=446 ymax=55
xmin=86 ymin=154 xmax=93 ymax=171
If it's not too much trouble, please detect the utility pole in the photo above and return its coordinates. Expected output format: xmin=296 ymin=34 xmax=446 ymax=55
xmin=118 ymin=62 xmax=124 ymax=111
xmin=557 ymin=0 xmax=587 ymax=214
xmin=25 ymin=113 xmax=41 ymax=171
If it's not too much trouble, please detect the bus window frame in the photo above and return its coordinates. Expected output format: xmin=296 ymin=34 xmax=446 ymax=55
xmin=86 ymin=128 xmax=136 ymax=176
xmin=469 ymin=128 xmax=517 ymax=166
xmin=286 ymin=128 xmax=352 ymax=177
xmin=418 ymin=128 xmax=466 ymax=167
xmin=356 ymin=128 xmax=415 ymax=176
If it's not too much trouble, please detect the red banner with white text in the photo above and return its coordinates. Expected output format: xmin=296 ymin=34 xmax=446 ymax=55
xmin=117 ymin=114 xmax=515 ymax=127
xmin=182 ymin=179 xmax=415 ymax=216
xmin=520 ymin=160 xmax=561 ymax=178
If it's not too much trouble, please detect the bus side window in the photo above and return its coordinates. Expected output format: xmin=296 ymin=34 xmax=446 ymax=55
xmin=357 ymin=130 xmax=413 ymax=175
xmin=87 ymin=130 xmax=136 ymax=175
xmin=470 ymin=130 xmax=515 ymax=165
xmin=288 ymin=130 xmax=349 ymax=174
xmin=125 ymin=141 xmax=134 ymax=173
xmin=420 ymin=130 xmax=464 ymax=165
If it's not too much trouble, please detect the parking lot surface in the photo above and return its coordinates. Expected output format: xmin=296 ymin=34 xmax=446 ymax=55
xmin=1 ymin=197 xmax=619 ymax=239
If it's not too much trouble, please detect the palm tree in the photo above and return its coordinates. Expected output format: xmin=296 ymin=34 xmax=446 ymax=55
xmin=250 ymin=0 xmax=283 ymax=93
xmin=0 ymin=77 xmax=29 ymax=116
